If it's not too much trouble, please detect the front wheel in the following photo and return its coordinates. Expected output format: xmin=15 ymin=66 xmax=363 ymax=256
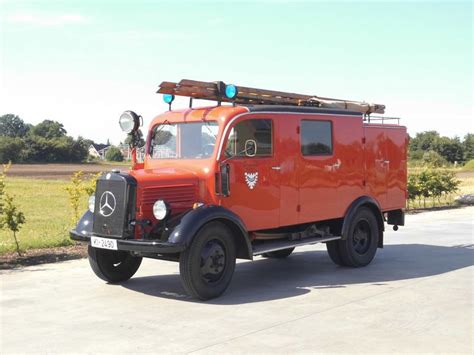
xmin=88 ymin=246 xmax=142 ymax=283
xmin=179 ymin=222 xmax=236 ymax=300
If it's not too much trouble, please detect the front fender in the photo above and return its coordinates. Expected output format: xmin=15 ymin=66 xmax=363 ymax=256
xmin=70 ymin=210 xmax=93 ymax=241
xmin=165 ymin=205 xmax=253 ymax=259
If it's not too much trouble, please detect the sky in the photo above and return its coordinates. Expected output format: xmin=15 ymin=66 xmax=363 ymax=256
xmin=0 ymin=0 xmax=472 ymax=144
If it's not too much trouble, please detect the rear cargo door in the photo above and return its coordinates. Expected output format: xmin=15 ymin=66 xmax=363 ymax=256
xmin=298 ymin=117 xmax=341 ymax=223
xmin=364 ymin=127 xmax=388 ymax=207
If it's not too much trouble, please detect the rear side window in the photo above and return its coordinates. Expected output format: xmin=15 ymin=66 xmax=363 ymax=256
xmin=225 ymin=119 xmax=273 ymax=157
xmin=301 ymin=120 xmax=333 ymax=155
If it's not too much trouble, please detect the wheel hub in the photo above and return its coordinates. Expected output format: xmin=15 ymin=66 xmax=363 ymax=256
xmin=200 ymin=240 xmax=226 ymax=283
xmin=352 ymin=219 xmax=371 ymax=255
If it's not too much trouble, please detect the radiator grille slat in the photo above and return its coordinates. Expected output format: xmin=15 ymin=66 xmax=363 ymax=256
xmin=141 ymin=185 xmax=196 ymax=214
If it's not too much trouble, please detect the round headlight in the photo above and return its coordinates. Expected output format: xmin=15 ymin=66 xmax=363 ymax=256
xmin=119 ymin=111 xmax=140 ymax=133
xmin=88 ymin=195 xmax=95 ymax=213
xmin=153 ymin=200 xmax=170 ymax=220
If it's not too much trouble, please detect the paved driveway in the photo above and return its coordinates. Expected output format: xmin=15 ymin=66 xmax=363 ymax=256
xmin=1 ymin=207 xmax=473 ymax=353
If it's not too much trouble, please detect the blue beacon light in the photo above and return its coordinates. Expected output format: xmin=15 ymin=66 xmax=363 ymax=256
xmin=163 ymin=94 xmax=175 ymax=104
xmin=225 ymin=84 xmax=238 ymax=99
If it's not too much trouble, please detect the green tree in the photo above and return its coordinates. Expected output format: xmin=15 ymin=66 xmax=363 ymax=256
xmin=30 ymin=120 xmax=67 ymax=139
xmin=463 ymin=133 xmax=474 ymax=161
xmin=432 ymin=136 xmax=464 ymax=163
xmin=3 ymin=194 xmax=26 ymax=256
xmin=0 ymin=163 xmax=10 ymax=228
xmin=0 ymin=114 xmax=30 ymax=137
xmin=0 ymin=163 xmax=25 ymax=256
xmin=125 ymin=129 xmax=145 ymax=148
xmin=0 ymin=137 xmax=25 ymax=163
xmin=105 ymin=146 xmax=124 ymax=162
xmin=409 ymin=131 xmax=440 ymax=152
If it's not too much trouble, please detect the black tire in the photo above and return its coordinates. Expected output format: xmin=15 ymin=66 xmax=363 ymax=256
xmin=326 ymin=241 xmax=346 ymax=266
xmin=262 ymin=247 xmax=295 ymax=258
xmin=337 ymin=207 xmax=380 ymax=267
xmin=179 ymin=222 xmax=236 ymax=300
xmin=88 ymin=246 xmax=142 ymax=283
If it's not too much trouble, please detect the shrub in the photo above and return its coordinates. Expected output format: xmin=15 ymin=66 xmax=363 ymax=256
xmin=105 ymin=146 xmax=124 ymax=162
xmin=65 ymin=172 xmax=100 ymax=224
xmin=0 ymin=163 xmax=25 ymax=256
xmin=422 ymin=150 xmax=447 ymax=168
xmin=407 ymin=168 xmax=460 ymax=208
xmin=463 ymin=159 xmax=474 ymax=170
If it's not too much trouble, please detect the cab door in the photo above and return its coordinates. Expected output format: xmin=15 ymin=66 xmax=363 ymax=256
xmin=219 ymin=117 xmax=281 ymax=231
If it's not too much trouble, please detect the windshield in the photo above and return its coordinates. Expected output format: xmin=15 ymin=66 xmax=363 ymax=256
xmin=149 ymin=121 xmax=219 ymax=159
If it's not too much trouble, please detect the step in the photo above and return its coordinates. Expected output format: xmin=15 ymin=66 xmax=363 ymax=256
xmin=252 ymin=235 xmax=341 ymax=256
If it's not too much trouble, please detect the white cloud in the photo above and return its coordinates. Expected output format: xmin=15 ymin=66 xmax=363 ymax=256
xmin=5 ymin=13 xmax=87 ymax=27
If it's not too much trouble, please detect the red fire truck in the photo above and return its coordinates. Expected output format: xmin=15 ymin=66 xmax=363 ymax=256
xmin=71 ymin=79 xmax=407 ymax=300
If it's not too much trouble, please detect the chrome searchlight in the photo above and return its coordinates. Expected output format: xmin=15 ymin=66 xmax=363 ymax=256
xmin=119 ymin=111 xmax=140 ymax=134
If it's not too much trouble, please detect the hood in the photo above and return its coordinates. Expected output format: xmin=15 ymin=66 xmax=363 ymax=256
xmin=129 ymin=166 xmax=199 ymax=188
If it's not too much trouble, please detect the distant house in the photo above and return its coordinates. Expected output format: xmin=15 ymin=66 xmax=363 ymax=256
xmin=118 ymin=144 xmax=145 ymax=162
xmin=88 ymin=144 xmax=110 ymax=160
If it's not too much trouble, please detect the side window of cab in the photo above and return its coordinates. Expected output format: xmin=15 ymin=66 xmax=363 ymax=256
xmin=225 ymin=119 xmax=273 ymax=157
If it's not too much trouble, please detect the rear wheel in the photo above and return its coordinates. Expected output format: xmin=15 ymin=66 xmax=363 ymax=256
xmin=337 ymin=207 xmax=380 ymax=267
xmin=262 ymin=247 xmax=295 ymax=258
xmin=88 ymin=246 xmax=142 ymax=283
xmin=179 ymin=222 xmax=236 ymax=300
xmin=326 ymin=241 xmax=346 ymax=266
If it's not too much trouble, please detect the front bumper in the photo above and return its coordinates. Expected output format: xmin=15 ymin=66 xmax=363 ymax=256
xmin=70 ymin=229 xmax=185 ymax=254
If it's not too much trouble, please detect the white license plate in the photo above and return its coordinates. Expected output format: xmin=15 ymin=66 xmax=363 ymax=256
xmin=91 ymin=236 xmax=118 ymax=250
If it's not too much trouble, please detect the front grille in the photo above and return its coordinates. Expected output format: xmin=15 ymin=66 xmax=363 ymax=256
xmin=92 ymin=173 xmax=136 ymax=238
xmin=141 ymin=184 xmax=196 ymax=216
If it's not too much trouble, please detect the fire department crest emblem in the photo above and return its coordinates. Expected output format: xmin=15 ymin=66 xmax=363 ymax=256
xmin=244 ymin=172 xmax=258 ymax=190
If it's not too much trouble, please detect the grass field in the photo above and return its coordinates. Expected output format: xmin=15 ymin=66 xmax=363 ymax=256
xmin=0 ymin=177 xmax=89 ymax=254
xmin=1 ymin=164 xmax=473 ymax=255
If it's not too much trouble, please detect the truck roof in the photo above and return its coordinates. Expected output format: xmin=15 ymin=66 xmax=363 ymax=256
xmin=150 ymin=104 xmax=366 ymax=128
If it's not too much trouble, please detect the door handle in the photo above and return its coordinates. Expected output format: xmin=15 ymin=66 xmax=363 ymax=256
xmin=271 ymin=166 xmax=281 ymax=171
xmin=384 ymin=160 xmax=390 ymax=165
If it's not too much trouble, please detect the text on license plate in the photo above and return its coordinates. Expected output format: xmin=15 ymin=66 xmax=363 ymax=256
xmin=91 ymin=236 xmax=118 ymax=250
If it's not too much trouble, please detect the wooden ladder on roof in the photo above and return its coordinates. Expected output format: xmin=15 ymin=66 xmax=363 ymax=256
xmin=156 ymin=79 xmax=385 ymax=114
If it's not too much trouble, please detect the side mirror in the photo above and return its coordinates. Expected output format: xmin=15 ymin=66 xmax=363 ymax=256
xmin=244 ymin=139 xmax=257 ymax=157
xmin=220 ymin=164 xmax=230 ymax=197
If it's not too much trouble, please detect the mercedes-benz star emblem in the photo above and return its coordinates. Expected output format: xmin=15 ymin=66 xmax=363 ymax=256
xmin=99 ymin=191 xmax=116 ymax=217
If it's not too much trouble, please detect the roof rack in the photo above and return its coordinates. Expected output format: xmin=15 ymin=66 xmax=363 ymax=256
xmin=365 ymin=115 xmax=400 ymax=125
xmin=156 ymin=79 xmax=385 ymax=114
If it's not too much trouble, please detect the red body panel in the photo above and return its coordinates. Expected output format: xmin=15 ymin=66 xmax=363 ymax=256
xmin=131 ymin=106 xmax=407 ymax=234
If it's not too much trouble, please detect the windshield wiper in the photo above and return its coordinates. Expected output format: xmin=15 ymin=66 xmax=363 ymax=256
xmin=201 ymin=119 xmax=218 ymax=141
xmin=149 ymin=119 xmax=171 ymax=155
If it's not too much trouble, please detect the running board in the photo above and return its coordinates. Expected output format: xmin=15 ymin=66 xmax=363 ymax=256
xmin=252 ymin=235 xmax=341 ymax=256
